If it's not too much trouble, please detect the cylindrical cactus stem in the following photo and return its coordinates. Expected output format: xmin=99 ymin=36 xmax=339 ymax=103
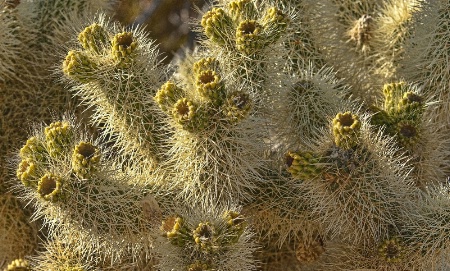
xmin=13 ymin=117 xmax=162 ymax=260
xmin=0 ymin=3 xmax=22 ymax=83
xmin=199 ymin=2 xmax=292 ymax=97
xmin=287 ymin=110 xmax=414 ymax=245
xmin=62 ymin=18 xmax=168 ymax=168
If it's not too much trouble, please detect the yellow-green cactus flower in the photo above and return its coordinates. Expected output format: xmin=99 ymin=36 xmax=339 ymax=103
xmin=193 ymin=222 xmax=215 ymax=250
xmin=44 ymin=121 xmax=73 ymax=158
xmin=262 ymin=7 xmax=289 ymax=44
xmin=63 ymin=50 xmax=97 ymax=83
xmin=155 ymin=81 xmax=184 ymax=113
xmin=236 ymin=20 xmax=264 ymax=54
xmin=16 ymin=158 xmax=37 ymax=187
xmin=37 ymin=173 xmax=64 ymax=202
xmin=111 ymin=31 xmax=138 ymax=68
xmin=5 ymin=258 xmax=30 ymax=271
xmin=71 ymin=141 xmax=101 ymax=179
xmin=228 ymin=0 xmax=257 ymax=23
xmin=383 ymin=82 xmax=405 ymax=114
xmin=332 ymin=112 xmax=361 ymax=149
xmin=378 ymin=237 xmax=404 ymax=263
xmin=193 ymin=57 xmax=219 ymax=75
xmin=163 ymin=216 xmax=188 ymax=247
xmin=396 ymin=120 xmax=420 ymax=148
xmin=78 ymin=23 xmax=110 ymax=54
xmin=195 ymin=70 xmax=224 ymax=102
xmin=222 ymin=91 xmax=252 ymax=124
xmin=172 ymin=98 xmax=207 ymax=132
xmin=285 ymin=151 xmax=322 ymax=180
xmin=201 ymin=8 xmax=233 ymax=45
xmin=19 ymin=136 xmax=47 ymax=162
xmin=396 ymin=91 xmax=424 ymax=121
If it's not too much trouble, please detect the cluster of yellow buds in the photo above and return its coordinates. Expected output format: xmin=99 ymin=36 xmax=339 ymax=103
xmin=71 ymin=141 xmax=101 ymax=179
xmin=5 ymin=258 xmax=30 ymax=271
xmin=378 ymin=237 xmax=404 ymax=263
xmin=201 ymin=0 xmax=288 ymax=55
xmin=44 ymin=121 xmax=73 ymax=158
xmin=155 ymin=57 xmax=253 ymax=133
xmin=63 ymin=23 xmax=141 ymax=83
xmin=111 ymin=31 xmax=137 ymax=68
xmin=332 ymin=111 xmax=361 ymax=149
xmin=154 ymin=81 xmax=183 ymax=112
xmin=285 ymin=151 xmax=322 ymax=180
xmin=63 ymin=50 xmax=98 ymax=83
xmin=371 ymin=82 xmax=425 ymax=149
xmin=201 ymin=8 xmax=233 ymax=45
xmin=16 ymin=121 xmax=104 ymax=202
xmin=37 ymin=173 xmax=64 ymax=202
xmin=77 ymin=23 xmax=109 ymax=54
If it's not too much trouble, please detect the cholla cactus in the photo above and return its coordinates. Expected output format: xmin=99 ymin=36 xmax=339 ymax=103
xmin=13 ymin=117 xmax=162 ymax=262
xmin=155 ymin=205 xmax=258 ymax=271
xmin=3 ymin=0 xmax=450 ymax=270
xmin=61 ymin=15 xmax=167 ymax=172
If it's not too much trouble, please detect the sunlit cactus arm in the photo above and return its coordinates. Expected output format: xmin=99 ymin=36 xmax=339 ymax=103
xmin=12 ymin=117 xmax=164 ymax=262
xmin=373 ymin=0 xmax=422 ymax=81
xmin=62 ymin=15 xmax=168 ymax=170
xmin=271 ymin=63 xmax=351 ymax=154
xmin=242 ymin=171 xmax=324 ymax=271
xmin=302 ymin=0 xmax=384 ymax=103
xmin=285 ymin=110 xmax=415 ymax=246
xmin=400 ymin=0 xmax=450 ymax=177
xmin=303 ymin=0 xmax=420 ymax=104
xmin=30 ymin=231 xmax=159 ymax=271
xmin=199 ymin=0 xmax=293 ymax=97
xmin=152 ymin=56 xmax=267 ymax=203
xmin=397 ymin=184 xmax=450 ymax=270
xmin=368 ymin=81 xmax=450 ymax=188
